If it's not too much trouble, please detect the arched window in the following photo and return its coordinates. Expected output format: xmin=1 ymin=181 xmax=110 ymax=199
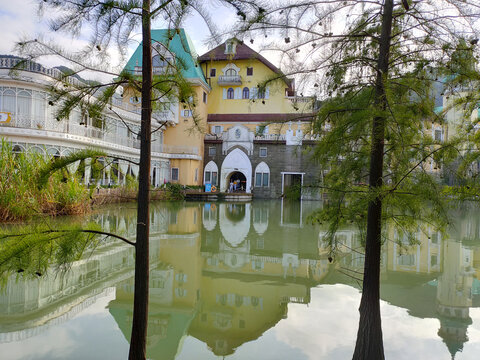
xmin=17 ymin=89 xmax=32 ymax=118
xmin=242 ymin=87 xmax=249 ymax=99
xmin=225 ymin=68 xmax=237 ymax=76
xmin=2 ymin=88 xmax=16 ymax=113
xmin=12 ymin=145 xmax=24 ymax=155
xmin=152 ymin=55 xmax=166 ymax=67
xmin=204 ymin=160 xmax=218 ymax=186
xmin=47 ymin=147 xmax=60 ymax=158
xmin=227 ymin=87 xmax=234 ymax=99
xmin=254 ymin=161 xmax=270 ymax=187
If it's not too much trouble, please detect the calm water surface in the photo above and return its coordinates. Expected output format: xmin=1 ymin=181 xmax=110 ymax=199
xmin=1 ymin=200 xmax=480 ymax=360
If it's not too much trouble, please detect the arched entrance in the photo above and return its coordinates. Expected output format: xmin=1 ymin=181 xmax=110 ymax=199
xmin=220 ymin=148 xmax=252 ymax=193
xmin=228 ymin=171 xmax=246 ymax=192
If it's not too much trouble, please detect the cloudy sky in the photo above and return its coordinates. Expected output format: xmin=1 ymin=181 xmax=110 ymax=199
xmin=0 ymin=0 xmax=244 ymax=70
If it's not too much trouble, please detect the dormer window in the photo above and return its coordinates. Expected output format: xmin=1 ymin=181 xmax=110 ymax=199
xmin=225 ymin=40 xmax=237 ymax=55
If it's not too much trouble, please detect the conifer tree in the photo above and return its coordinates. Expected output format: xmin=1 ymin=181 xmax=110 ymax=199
xmin=16 ymin=1 xmax=262 ymax=358
xmin=233 ymin=1 xmax=480 ymax=358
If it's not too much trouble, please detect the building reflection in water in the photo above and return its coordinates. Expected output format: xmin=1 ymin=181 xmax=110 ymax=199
xmin=1 ymin=202 xmax=480 ymax=359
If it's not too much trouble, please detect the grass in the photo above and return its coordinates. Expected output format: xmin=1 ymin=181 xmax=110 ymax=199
xmin=0 ymin=140 xmax=91 ymax=221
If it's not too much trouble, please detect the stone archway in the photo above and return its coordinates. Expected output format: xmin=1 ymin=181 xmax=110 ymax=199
xmin=220 ymin=148 xmax=252 ymax=193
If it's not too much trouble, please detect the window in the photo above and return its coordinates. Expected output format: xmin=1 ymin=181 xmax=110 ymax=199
xmin=434 ymin=128 xmax=443 ymax=141
xmin=246 ymin=67 xmax=253 ymax=76
xmin=210 ymin=68 xmax=216 ymax=77
xmin=263 ymin=173 xmax=269 ymax=186
xmin=195 ymin=168 xmax=198 ymax=182
xmin=255 ymin=172 xmax=269 ymax=186
xmin=181 ymin=109 xmax=192 ymax=117
xmin=209 ymin=147 xmax=216 ymax=156
xmin=225 ymin=41 xmax=236 ymax=54
xmin=152 ymin=55 xmax=167 ymax=67
xmin=212 ymin=171 xmax=218 ymax=186
xmin=225 ymin=68 xmax=237 ymax=76
xmin=259 ymin=148 xmax=267 ymax=157
xmin=204 ymin=161 xmax=219 ymax=186
xmin=255 ymin=173 xmax=262 ymax=187
xmin=257 ymin=88 xmax=265 ymax=99
xmin=398 ymin=254 xmax=415 ymax=266
xmin=227 ymin=88 xmax=234 ymax=99
xmin=254 ymin=162 xmax=270 ymax=187
xmin=171 ymin=167 xmax=179 ymax=181
xmin=242 ymin=87 xmax=250 ymax=99
xmin=203 ymin=91 xmax=207 ymax=104
xmin=213 ymin=125 xmax=223 ymax=134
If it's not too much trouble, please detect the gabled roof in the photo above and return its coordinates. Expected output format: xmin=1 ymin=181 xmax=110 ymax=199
xmin=198 ymin=40 xmax=293 ymax=88
xmin=123 ymin=29 xmax=208 ymax=88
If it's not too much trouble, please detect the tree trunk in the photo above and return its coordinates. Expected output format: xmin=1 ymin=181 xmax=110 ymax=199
xmin=352 ymin=1 xmax=393 ymax=359
xmin=129 ymin=1 xmax=152 ymax=359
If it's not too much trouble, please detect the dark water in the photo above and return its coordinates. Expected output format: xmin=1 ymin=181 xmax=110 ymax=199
xmin=1 ymin=200 xmax=480 ymax=359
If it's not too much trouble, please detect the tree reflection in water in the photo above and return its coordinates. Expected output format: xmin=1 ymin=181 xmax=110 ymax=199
xmin=0 ymin=202 xmax=480 ymax=359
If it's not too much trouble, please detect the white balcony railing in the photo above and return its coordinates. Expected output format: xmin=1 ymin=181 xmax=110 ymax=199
xmin=161 ymin=144 xmax=199 ymax=155
xmin=285 ymin=96 xmax=314 ymax=103
xmin=218 ymin=75 xmax=242 ymax=85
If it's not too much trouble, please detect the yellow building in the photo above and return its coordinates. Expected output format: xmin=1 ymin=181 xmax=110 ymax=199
xmin=122 ymin=33 xmax=320 ymax=196
xmin=198 ymin=38 xmax=319 ymax=198
xmin=122 ymin=29 xmax=210 ymax=187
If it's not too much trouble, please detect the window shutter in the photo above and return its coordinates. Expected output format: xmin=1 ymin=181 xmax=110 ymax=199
xmin=251 ymin=87 xmax=257 ymax=99
xmin=223 ymin=88 xmax=227 ymax=99
xmin=235 ymin=88 xmax=241 ymax=99
xmin=265 ymin=87 xmax=270 ymax=99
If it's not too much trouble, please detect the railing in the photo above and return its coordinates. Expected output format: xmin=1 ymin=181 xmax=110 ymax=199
xmin=218 ymin=75 xmax=242 ymax=85
xmin=2 ymin=112 xmax=200 ymax=155
xmin=0 ymin=56 xmax=83 ymax=87
xmin=205 ymin=133 xmax=223 ymax=140
xmin=285 ymin=96 xmax=314 ymax=103
xmin=1 ymin=113 xmax=143 ymax=150
xmin=255 ymin=134 xmax=286 ymax=141
xmin=111 ymin=98 xmax=141 ymax=115
xmin=133 ymin=66 xmax=168 ymax=75
xmin=161 ymin=144 xmax=199 ymax=155
xmin=206 ymin=133 xmax=320 ymax=141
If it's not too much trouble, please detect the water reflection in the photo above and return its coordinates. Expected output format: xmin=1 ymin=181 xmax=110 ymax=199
xmin=1 ymin=201 xmax=480 ymax=359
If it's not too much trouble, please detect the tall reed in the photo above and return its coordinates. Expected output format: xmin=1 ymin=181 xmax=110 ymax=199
xmin=0 ymin=140 xmax=90 ymax=221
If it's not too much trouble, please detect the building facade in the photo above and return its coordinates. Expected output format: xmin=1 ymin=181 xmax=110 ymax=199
xmin=0 ymin=32 xmax=322 ymax=197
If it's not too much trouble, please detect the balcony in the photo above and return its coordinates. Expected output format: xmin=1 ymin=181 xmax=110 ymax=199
xmin=217 ymin=75 xmax=242 ymax=86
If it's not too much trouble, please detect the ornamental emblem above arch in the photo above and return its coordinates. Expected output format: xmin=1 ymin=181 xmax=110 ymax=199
xmin=221 ymin=63 xmax=241 ymax=75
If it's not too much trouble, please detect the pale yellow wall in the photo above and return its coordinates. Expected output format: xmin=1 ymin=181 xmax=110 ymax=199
xmin=203 ymin=60 xmax=312 ymax=115
xmin=170 ymin=159 xmax=202 ymax=186
xmin=384 ymin=224 xmax=442 ymax=274
xmin=167 ymin=206 xmax=201 ymax=234
xmin=163 ymin=85 xmax=208 ymax=152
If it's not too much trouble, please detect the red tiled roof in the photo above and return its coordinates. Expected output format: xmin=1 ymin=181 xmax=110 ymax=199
xmin=198 ymin=40 xmax=293 ymax=88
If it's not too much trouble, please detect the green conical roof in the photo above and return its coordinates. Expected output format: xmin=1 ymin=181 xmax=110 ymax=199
xmin=124 ymin=29 xmax=208 ymax=88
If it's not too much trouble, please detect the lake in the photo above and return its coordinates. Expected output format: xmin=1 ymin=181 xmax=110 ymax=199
xmin=1 ymin=200 xmax=480 ymax=359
